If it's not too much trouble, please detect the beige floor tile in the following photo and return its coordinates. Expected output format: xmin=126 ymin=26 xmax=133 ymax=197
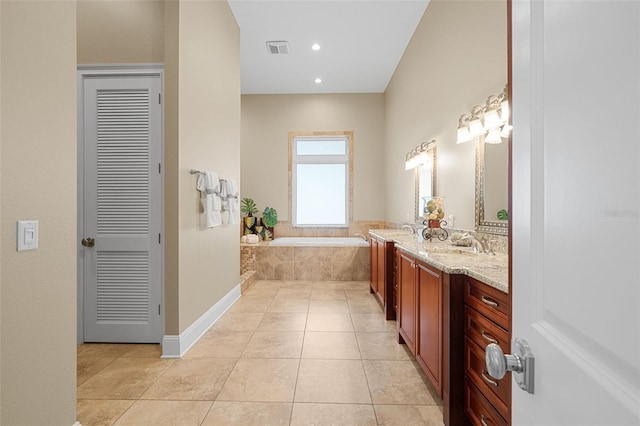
xmin=217 ymin=358 xmax=299 ymax=402
xmin=122 ymin=344 xmax=162 ymax=358
xmin=253 ymin=280 xmax=285 ymax=289
xmin=356 ymin=332 xmax=412 ymax=360
xmin=78 ymin=343 xmax=135 ymax=358
xmin=290 ymin=403 xmax=377 ymax=426
xmin=344 ymin=289 xmax=375 ymax=301
xmin=363 ymin=360 xmax=437 ymax=405
xmin=211 ymin=312 xmax=265 ymax=331
xmin=312 ymin=281 xmax=346 ymax=290
xmin=310 ymin=289 xmax=346 ymax=300
xmin=243 ymin=286 xmax=280 ymax=299
xmin=77 ymin=399 xmax=134 ymax=426
xmin=257 ymin=312 xmax=308 ymax=331
xmin=77 ymin=358 xmax=174 ymax=400
xmin=375 ymin=404 xmax=444 ymax=425
xmin=113 ymin=400 xmax=212 ymax=426
xmin=201 ymin=401 xmax=292 ymax=426
xmin=295 ymin=359 xmax=371 ymax=404
xmin=308 ymin=299 xmax=350 ymax=313
xmin=306 ymin=313 xmax=354 ymax=332
xmin=302 ymin=332 xmax=361 ymax=359
xmin=275 ymin=287 xmax=312 ymax=299
xmin=228 ymin=297 xmax=273 ymax=313
xmin=141 ymin=358 xmax=236 ymax=400
xmin=242 ymin=331 xmax=304 ymax=358
xmin=280 ymin=281 xmax=314 ymax=290
xmin=183 ymin=330 xmax=252 ymax=359
xmin=267 ymin=298 xmax=310 ymax=313
xmin=342 ymin=281 xmax=371 ymax=291
xmin=77 ymin=357 xmax=117 ymax=386
xmin=351 ymin=314 xmax=398 ymax=333
xmin=348 ymin=299 xmax=383 ymax=314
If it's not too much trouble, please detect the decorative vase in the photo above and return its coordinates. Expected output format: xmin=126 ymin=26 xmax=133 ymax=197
xmin=254 ymin=226 xmax=264 ymax=240
xmin=264 ymin=228 xmax=273 ymax=241
xmin=244 ymin=216 xmax=256 ymax=228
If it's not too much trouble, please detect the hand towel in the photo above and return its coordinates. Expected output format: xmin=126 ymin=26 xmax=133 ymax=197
xmin=196 ymin=171 xmax=222 ymax=228
xmin=226 ymin=178 xmax=240 ymax=225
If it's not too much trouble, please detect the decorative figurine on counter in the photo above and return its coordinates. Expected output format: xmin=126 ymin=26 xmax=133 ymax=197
xmin=422 ymin=196 xmax=448 ymax=241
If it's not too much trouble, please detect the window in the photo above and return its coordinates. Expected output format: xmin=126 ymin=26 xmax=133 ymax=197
xmin=291 ymin=134 xmax=351 ymax=227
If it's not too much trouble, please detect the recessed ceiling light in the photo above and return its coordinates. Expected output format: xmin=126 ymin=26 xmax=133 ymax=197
xmin=311 ymin=43 xmax=321 ymax=51
xmin=314 ymin=78 xmax=322 ymax=84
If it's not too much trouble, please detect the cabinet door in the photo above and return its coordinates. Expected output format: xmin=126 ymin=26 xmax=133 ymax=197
xmin=417 ymin=261 xmax=442 ymax=397
xmin=397 ymin=252 xmax=417 ymax=354
xmin=369 ymin=238 xmax=378 ymax=294
xmin=376 ymin=239 xmax=386 ymax=306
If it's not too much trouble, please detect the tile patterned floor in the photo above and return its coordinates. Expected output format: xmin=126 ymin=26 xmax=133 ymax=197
xmin=77 ymin=280 xmax=444 ymax=425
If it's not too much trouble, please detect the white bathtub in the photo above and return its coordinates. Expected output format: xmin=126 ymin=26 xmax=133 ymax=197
xmin=269 ymin=237 xmax=369 ymax=248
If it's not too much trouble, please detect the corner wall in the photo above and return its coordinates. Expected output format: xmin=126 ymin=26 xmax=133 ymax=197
xmin=176 ymin=1 xmax=241 ymax=333
xmin=384 ymin=0 xmax=507 ymax=229
xmin=241 ymin=94 xmax=386 ymax=225
xmin=1 ymin=1 xmax=78 ymax=424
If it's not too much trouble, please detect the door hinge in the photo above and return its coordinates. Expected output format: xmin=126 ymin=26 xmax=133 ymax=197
xmin=158 ymin=93 xmax=162 ymax=104
xmin=158 ymin=304 xmax=161 ymax=315
xmin=158 ymin=163 xmax=161 ymax=174
xmin=158 ymin=233 xmax=161 ymax=244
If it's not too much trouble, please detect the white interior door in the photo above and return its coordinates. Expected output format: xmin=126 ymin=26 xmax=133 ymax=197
xmin=511 ymin=0 xmax=639 ymax=423
xmin=81 ymin=73 xmax=163 ymax=343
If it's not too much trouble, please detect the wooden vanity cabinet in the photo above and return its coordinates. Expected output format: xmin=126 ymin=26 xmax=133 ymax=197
xmin=369 ymin=235 xmax=395 ymax=320
xmin=396 ymin=250 xmax=466 ymax=425
xmin=397 ymin=251 xmax=417 ymax=354
xmin=416 ymin=261 xmax=443 ymax=398
xmin=464 ymin=276 xmax=511 ymax=424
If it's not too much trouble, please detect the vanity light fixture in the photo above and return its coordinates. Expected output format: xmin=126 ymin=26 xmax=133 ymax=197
xmin=311 ymin=43 xmax=321 ymax=51
xmin=314 ymin=78 xmax=322 ymax=84
xmin=456 ymin=85 xmax=511 ymax=144
xmin=456 ymin=114 xmax=473 ymax=144
xmin=405 ymin=140 xmax=436 ymax=170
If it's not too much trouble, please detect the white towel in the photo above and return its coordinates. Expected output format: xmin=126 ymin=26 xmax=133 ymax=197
xmin=225 ymin=178 xmax=240 ymax=225
xmin=196 ymin=171 xmax=222 ymax=228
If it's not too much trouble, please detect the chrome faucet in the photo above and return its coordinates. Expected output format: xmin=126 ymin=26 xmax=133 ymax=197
xmin=401 ymin=224 xmax=416 ymax=235
xmin=459 ymin=235 xmax=486 ymax=254
xmin=354 ymin=233 xmax=368 ymax=241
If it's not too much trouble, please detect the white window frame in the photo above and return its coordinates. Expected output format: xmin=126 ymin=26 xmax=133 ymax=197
xmin=291 ymin=135 xmax=350 ymax=227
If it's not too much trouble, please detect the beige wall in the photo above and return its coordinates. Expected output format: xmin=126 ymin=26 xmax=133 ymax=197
xmin=77 ymin=0 xmax=164 ymax=64
xmin=175 ymin=1 xmax=241 ymax=333
xmin=385 ymin=0 xmax=507 ymax=230
xmin=241 ymin=94 xmax=386 ymax=222
xmin=77 ymin=0 xmax=241 ymax=336
xmin=1 ymin=1 xmax=77 ymax=424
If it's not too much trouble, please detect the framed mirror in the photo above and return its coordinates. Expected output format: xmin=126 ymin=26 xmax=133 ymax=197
xmin=413 ymin=142 xmax=437 ymax=221
xmin=475 ymin=136 xmax=508 ymax=234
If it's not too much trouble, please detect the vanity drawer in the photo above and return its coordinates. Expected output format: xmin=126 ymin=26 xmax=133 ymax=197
xmin=465 ymin=336 xmax=510 ymax=420
xmin=465 ymin=306 xmax=509 ymax=355
xmin=465 ymin=378 xmax=508 ymax=426
xmin=465 ymin=277 xmax=509 ymax=330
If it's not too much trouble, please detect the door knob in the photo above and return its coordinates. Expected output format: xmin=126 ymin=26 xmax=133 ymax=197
xmin=486 ymin=338 xmax=535 ymax=394
xmin=81 ymin=237 xmax=95 ymax=247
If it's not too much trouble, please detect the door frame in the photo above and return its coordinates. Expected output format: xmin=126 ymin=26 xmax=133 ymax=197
xmin=77 ymin=64 xmax=165 ymax=344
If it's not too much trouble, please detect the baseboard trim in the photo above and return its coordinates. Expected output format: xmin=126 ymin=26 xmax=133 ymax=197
xmin=161 ymin=284 xmax=241 ymax=358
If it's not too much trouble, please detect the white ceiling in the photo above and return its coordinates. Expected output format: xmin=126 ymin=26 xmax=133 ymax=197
xmin=228 ymin=0 xmax=430 ymax=95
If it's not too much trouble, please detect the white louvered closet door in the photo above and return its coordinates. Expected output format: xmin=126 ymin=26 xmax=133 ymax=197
xmin=82 ymin=75 xmax=162 ymax=343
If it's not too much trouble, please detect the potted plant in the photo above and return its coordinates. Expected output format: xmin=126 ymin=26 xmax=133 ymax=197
xmin=262 ymin=207 xmax=278 ymax=240
xmin=241 ymin=198 xmax=259 ymax=232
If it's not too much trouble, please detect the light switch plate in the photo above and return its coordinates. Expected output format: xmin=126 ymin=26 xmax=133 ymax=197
xmin=17 ymin=220 xmax=38 ymax=251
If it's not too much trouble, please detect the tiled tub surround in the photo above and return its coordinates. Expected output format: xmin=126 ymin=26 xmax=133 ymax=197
xmin=369 ymin=229 xmax=508 ymax=293
xmin=251 ymin=244 xmax=370 ymax=281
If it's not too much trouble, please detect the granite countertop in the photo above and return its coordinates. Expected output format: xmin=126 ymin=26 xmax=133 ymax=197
xmin=369 ymin=229 xmax=508 ymax=293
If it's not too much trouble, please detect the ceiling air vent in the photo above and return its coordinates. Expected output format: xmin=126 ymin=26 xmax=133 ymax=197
xmin=266 ymin=41 xmax=290 ymax=55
